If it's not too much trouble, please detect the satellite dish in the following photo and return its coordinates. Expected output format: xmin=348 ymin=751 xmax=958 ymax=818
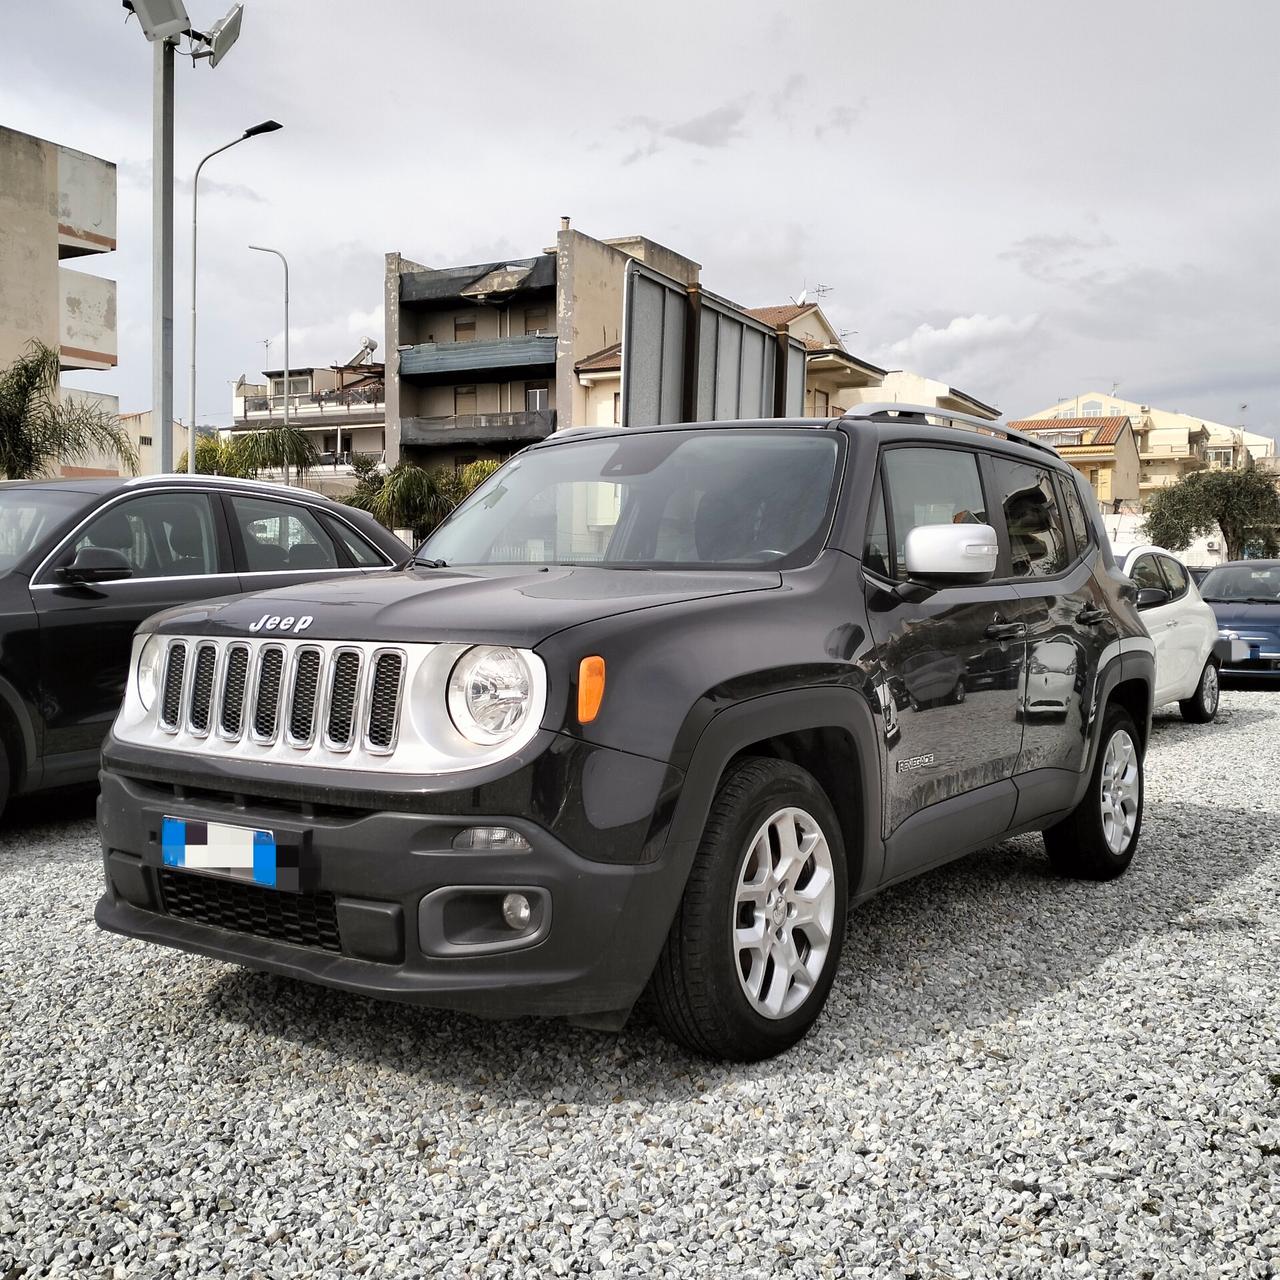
xmin=207 ymin=3 xmax=243 ymax=67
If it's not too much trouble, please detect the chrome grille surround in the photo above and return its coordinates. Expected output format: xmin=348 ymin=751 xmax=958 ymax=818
xmin=119 ymin=634 xmax=549 ymax=776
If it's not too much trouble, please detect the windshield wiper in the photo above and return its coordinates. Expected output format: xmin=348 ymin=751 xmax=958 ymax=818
xmin=1204 ymin=595 xmax=1276 ymax=605
xmin=412 ymin=557 xmax=448 ymax=568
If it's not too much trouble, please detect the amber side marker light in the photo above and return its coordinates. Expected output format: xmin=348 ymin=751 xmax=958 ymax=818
xmin=577 ymin=656 xmax=606 ymax=723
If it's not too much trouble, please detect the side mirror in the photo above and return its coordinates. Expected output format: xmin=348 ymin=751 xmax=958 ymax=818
xmin=57 ymin=546 xmax=133 ymax=584
xmin=903 ymin=522 xmax=999 ymax=586
xmin=1135 ymin=586 xmax=1171 ymax=610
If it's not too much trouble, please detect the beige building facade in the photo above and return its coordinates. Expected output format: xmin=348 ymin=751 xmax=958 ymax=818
xmin=1007 ymin=416 xmax=1142 ymax=507
xmin=1022 ymin=392 xmax=1274 ymax=507
xmin=384 ymin=220 xmax=699 ymax=468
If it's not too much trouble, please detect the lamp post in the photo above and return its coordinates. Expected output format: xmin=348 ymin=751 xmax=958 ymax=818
xmin=248 ymin=244 xmax=289 ymax=483
xmin=187 ymin=119 xmax=282 ymax=474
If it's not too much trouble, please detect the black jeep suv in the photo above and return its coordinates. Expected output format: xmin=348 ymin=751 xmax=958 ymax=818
xmin=95 ymin=407 xmax=1153 ymax=1060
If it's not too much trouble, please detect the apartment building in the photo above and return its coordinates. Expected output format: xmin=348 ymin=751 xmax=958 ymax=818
xmin=0 ymin=124 xmax=119 ymax=472
xmin=1006 ymin=416 xmax=1141 ymax=507
xmin=1021 ymin=392 xmax=1274 ymax=506
xmin=384 ymin=220 xmax=699 ymax=467
xmin=743 ymin=303 xmax=1000 ymax=422
xmin=231 ymin=345 xmax=386 ymax=493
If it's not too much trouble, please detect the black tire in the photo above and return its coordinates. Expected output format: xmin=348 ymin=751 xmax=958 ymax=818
xmin=1178 ymin=659 xmax=1220 ymax=724
xmin=0 ymin=737 xmax=9 ymax=823
xmin=648 ymin=757 xmax=848 ymax=1061
xmin=1043 ymin=705 xmax=1144 ymax=880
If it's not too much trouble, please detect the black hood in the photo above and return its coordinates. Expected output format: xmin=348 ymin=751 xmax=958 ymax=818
xmin=143 ymin=565 xmax=782 ymax=648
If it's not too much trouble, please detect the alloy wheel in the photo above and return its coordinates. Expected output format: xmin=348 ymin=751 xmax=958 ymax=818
xmin=732 ymin=806 xmax=837 ymax=1020
xmin=1202 ymin=664 xmax=1219 ymax=716
xmin=1098 ymin=729 xmax=1141 ymax=855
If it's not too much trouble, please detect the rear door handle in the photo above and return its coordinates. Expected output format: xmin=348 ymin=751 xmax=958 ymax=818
xmin=1077 ymin=607 xmax=1108 ymax=626
xmin=985 ymin=621 xmax=1026 ymax=639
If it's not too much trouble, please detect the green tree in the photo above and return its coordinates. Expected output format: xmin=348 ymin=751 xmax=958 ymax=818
xmin=343 ymin=457 xmax=499 ymax=542
xmin=0 ymin=340 xmax=137 ymax=479
xmin=175 ymin=433 xmax=255 ymax=477
xmin=231 ymin=424 xmax=319 ymax=485
xmin=1144 ymin=467 xmax=1280 ymax=561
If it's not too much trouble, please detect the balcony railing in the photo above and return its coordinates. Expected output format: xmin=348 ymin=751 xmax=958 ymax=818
xmin=398 ymin=334 xmax=557 ymax=379
xmin=401 ymin=409 xmax=556 ymax=449
xmin=242 ymin=383 xmax=385 ymax=417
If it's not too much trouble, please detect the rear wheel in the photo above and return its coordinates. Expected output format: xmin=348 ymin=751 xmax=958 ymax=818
xmin=649 ymin=757 xmax=847 ymax=1061
xmin=1179 ymin=659 xmax=1219 ymax=723
xmin=1043 ymin=705 xmax=1143 ymax=880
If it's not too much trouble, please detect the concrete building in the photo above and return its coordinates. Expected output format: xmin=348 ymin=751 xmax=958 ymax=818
xmin=384 ymin=220 xmax=699 ymax=467
xmin=742 ymin=303 xmax=1001 ymax=422
xmin=1007 ymin=416 xmax=1142 ymax=508
xmin=231 ymin=346 xmax=386 ymax=494
xmin=1021 ymin=392 xmax=1275 ymax=506
xmin=0 ymin=125 xmax=117 ymax=405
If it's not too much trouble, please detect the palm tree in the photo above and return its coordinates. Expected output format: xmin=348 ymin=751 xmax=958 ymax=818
xmin=0 ymin=340 xmax=137 ymax=479
xmin=349 ymin=458 xmax=500 ymax=542
xmin=176 ymin=434 xmax=256 ymax=477
xmin=231 ymin=424 xmax=319 ymax=485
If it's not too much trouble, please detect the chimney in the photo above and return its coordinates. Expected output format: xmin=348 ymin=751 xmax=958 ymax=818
xmin=560 ymin=216 xmax=571 ymax=231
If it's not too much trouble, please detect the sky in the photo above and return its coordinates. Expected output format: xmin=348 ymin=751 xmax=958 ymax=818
xmin=4 ymin=0 xmax=1278 ymax=439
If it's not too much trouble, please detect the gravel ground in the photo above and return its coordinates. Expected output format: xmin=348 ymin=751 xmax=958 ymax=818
xmin=2 ymin=691 xmax=1278 ymax=1279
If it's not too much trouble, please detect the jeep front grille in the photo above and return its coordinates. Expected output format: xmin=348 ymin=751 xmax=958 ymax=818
xmin=156 ymin=636 xmax=406 ymax=756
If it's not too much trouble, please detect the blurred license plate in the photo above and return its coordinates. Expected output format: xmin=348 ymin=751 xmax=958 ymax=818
xmin=162 ymin=816 xmax=277 ymax=887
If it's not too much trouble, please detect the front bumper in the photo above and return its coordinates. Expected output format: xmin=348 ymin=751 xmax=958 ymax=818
xmin=1216 ymin=633 xmax=1280 ymax=676
xmin=95 ymin=754 xmax=695 ymax=1022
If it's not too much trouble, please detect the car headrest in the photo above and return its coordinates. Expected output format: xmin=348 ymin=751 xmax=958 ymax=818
xmin=87 ymin=510 xmax=135 ymax=551
xmin=168 ymin=520 xmax=205 ymax=558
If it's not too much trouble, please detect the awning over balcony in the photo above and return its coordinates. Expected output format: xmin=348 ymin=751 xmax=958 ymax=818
xmin=399 ymin=335 xmax=557 ymax=381
xmin=400 ymin=409 xmax=556 ymax=449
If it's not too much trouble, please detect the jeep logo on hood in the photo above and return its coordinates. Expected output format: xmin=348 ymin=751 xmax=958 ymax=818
xmin=248 ymin=613 xmax=314 ymax=635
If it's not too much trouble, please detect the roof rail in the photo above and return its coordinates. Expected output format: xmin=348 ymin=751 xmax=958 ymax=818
xmin=840 ymin=402 xmax=1059 ymax=457
xmin=123 ymin=473 xmax=334 ymax=500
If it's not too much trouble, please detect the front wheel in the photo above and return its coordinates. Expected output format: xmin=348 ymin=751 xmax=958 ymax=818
xmin=1179 ymin=659 xmax=1220 ymax=724
xmin=1043 ymin=705 xmax=1143 ymax=880
xmin=648 ymin=757 xmax=847 ymax=1061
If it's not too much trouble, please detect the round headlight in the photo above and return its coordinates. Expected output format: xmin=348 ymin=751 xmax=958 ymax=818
xmin=137 ymin=634 xmax=164 ymax=711
xmin=447 ymin=646 xmax=532 ymax=745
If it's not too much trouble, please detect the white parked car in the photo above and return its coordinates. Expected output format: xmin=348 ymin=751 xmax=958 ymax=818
xmin=1120 ymin=545 xmax=1222 ymax=722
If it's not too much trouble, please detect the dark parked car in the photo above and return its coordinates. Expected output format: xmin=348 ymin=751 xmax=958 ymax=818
xmin=1198 ymin=559 xmax=1280 ymax=679
xmin=95 ymin=407 xmax=1154 ymax=1060
xmin=0 ymin=474 xmax=403 ymax=815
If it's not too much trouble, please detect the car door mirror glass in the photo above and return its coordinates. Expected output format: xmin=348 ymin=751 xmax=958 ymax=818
xmin=1135 ymin=586 xmax=1171 ymax=610
xmin=57 ymin=546 xmax=133 ymax=584
xmin=903 ymin=523 xmax=999 ymax=585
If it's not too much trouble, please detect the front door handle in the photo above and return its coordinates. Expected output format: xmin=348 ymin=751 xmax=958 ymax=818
xmin=1077 ymin=607 xmax=1109 ymax=626
xmin=985 ymin=620 xmax=1026 ymax=640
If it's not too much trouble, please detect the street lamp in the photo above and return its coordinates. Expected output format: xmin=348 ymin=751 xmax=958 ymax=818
xmin=187 ymin=120 xmax=282 ymax=474
xmin=248 ymin=244 xmax=289 ymax=481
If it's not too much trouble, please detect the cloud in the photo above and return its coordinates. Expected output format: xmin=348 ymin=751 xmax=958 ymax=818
xmin=873 ymin=313 xmax=1043 ymax=397
xmin=621 ymin=97 xmax=752 ymax=164
xmin=1000 ymin=232 xmax=1115 ymax=284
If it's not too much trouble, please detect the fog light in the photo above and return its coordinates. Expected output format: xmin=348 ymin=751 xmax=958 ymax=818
xmin=452 ymin=826 xmax=531 ymax=852
xmin=501 ymin=892 xmax=532 ymax=931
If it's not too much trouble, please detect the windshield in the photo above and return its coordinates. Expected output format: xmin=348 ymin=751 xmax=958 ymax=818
xmin=418 ymin=430 xmax=842 ymax=570
xmin=1199 ymin=564 xmax=1280 ymax=602
xmin=0 ymin=488 xmax=87 ymax=572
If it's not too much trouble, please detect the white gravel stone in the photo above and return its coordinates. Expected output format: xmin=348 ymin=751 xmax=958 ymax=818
xmin=0 ymin=692 xmax=1277 ymax=1277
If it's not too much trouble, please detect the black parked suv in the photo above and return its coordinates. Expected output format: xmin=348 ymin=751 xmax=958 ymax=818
xmin=95 ymin=408 xmax=1154 ymax=1060
xmin=0 ymin=474 xmax=403 ymax=817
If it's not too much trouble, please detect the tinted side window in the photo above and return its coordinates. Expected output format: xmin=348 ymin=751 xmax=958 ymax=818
xmin=74 ymin=493 xmax=218 ymax=578
xmin=323 ymin=515 xmax=389 ymax=567
xmin=229 ymin=496 xmax=340 ymax=572
xmin=1128 ymin=554 xmax=1165 ymax=591
xmin=1159 ymin=555 xmax=1190 ymax=599
xmin=863 ymin=481 xmax=891 ymax=579
xmin=1058 ymin=474 xmax=1092 ymax=551
xmin=881 ymin=448 xmax=987 ymax=581
xmin=988 ymin=458 xmax=1069 ymax=578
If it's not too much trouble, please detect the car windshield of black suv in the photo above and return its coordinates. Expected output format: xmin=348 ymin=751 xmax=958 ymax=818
xmin=417 ymin=430 xmax=841 ymax=570
xmin=1199 ymin=564 xmax=1280 ymax=602
xmin=0 ymin=488 xmax=86 ymax=571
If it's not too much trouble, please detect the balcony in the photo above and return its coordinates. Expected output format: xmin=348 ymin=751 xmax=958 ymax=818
xmin=239 ymin=383 xmax=385 ymax=426
xmin=398 ymin=335 xmax=556 ymax=382
xmin=400 ymin=409 xmax=556 ymax=449
xmin=59 ymin=267 xmax=116 ymax=370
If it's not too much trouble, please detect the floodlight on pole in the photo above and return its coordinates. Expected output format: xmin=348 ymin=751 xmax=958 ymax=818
xmin=124 ymin=0 xmax=191 ymax=41
xmin=188 ymin=121 xmax=284 ymax=474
